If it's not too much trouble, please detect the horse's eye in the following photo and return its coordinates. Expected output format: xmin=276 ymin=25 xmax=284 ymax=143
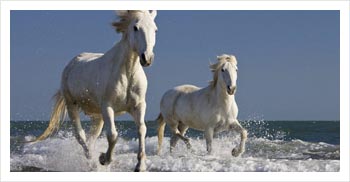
xmin=221 ymin=68 xmax=225 ymax=72
xmin=134 ymin=26 xmax=138 ymax=31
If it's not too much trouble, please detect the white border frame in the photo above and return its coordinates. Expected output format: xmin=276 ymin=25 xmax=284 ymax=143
xmin=1 ymin=1 xmax=349 ymax=182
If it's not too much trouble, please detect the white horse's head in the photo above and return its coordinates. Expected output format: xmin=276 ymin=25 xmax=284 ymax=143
xmin=113 ymin=10 xmax=158 ymax=67
xmin=210 ymin=54 xmax=238 ymax=95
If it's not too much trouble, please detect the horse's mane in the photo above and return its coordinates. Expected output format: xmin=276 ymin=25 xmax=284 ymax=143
xmin=112 ymin=10 xmax=146 ymax=33
xmin=209 ymin=54 xmax=238 ymax=88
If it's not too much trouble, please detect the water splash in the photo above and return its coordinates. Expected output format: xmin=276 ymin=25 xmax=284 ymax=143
xmin=241 ymin=116 xmax=287 ymax=141
xmin=10 ymin=120 xmax=339 ymax=172
xmin=11 ymin=134 xmax=339 ymax=172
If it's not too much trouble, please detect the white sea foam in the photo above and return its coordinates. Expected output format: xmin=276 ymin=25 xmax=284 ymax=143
xmin=11 ymin=135 xmax=340 ymax=172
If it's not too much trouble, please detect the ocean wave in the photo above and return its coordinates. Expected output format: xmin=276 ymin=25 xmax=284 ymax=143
xmin=10 ymin=134 xmax=340 ymax=172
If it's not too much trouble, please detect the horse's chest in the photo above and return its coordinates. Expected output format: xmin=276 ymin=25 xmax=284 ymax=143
xmin=211 ymin=108 xmax=236 ymax=131
xmin=214 ymin=119 xmax=231 ymax=132
xmin=107 ymin=80 xmax=129 ymax=108
xmin=109 ymin=77 xmax=145 ymax=110
xmin=113 ymin=81 xmax=128 ymax=100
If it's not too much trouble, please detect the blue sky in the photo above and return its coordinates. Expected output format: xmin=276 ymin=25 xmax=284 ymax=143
xmin=10 ymin=10 xmax=340 ymax=121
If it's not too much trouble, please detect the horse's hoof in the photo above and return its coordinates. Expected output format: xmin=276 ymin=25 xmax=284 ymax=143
xmin=88 ymin=161 xmax=98 ymax=171
xmin=232 ymin=148 xmax=241 ymax=157
xmin=134 ymin=162 xmax=146 ymax=172
xmin=207 ymin=150 xmax=212 ymax=155
xmin=99 ymin=153 xmax=110 ymax=165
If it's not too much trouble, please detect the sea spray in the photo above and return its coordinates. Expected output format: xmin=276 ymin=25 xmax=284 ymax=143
xmin=10 ymin=120 xmax=340 ymax=172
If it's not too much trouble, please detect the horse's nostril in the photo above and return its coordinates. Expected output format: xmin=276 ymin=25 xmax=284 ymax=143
xmin=141 ymin=53 xmax=146 ymax=61
xmin=227 ymin=85 xmax=235 ymax=95
xmin=140 ymin=60 xmax=151 ymax=67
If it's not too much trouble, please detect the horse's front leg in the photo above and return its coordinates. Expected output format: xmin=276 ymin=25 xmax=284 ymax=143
xmin=204 ymin=128 xmax=214 ymax=154
xmin=99 ymin=104 xmax=118 ymax=165
xmin=130 ymin=102 xmax=147 ymax=172
xmin=230 ymin=120 xmax=247 ymax=157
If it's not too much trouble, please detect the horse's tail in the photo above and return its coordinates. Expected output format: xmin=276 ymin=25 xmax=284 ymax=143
xmin=156 ymin=113 xmax=166 ymax=155
xmin=29 ymin=91 xmax=67 ymax=143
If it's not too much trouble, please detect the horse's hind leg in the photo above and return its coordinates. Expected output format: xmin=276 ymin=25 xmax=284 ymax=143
xmin=88 ymin=115 xmax=104 ymax=154
xmin=130 ymin=103 xmax=147 ymax=172
xmin=230 ymin=120 xmax=247 ymax=157
xmin=177 ymin=124 xmax=191 ymax=150
xmin=170 ymin=134 xmax=179 ymax=153
xmin=67 ymin=104 xmax=90 ymax=159
xmin=170 ymin=122 xmax=191 ymax=152
xmin=168 ymin=121 xmax=180 ymax=153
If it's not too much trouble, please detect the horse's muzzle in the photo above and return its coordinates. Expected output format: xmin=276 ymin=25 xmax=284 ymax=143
xmin=227 ymin=86 xmax=236 ymax=95
xmin=140 ymin=53 xmax=154 ymax=67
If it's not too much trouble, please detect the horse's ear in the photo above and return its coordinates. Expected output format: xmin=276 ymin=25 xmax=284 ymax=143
xmin=216 ymin=55 xmax=222 ymax=61
xmin=149 ymin=10 xmax=157 ymax=19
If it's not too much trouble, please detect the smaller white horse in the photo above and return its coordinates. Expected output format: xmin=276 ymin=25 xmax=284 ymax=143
xmin=157 ymin=54 xmax=247 ymax=156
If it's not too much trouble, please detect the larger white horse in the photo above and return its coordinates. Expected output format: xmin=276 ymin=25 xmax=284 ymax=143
xmin=157 ymin=54 xmax=247 ymax=157
xmin=32 ymin=10 xmax=157 ymax=172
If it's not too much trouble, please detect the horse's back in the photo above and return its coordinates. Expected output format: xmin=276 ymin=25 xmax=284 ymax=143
xmin=77 ymin=52 xmax=104 ymax=61
xmin=61 ymin=52 xmax=106 ymax=112
xmin=160 ymin=84 xmax=200 ymax=121
xmin=66 ymin=52 xmax=102 ymax=68
xmin=63 ymin=52 xmax=103 ymax=73
xmin=68 ymin=52 xmax=104 ymax=67
xmin=161 ymin=84 xmax=199 ymax=105
xmin=173 ymin=84 xmax=200 ymax=93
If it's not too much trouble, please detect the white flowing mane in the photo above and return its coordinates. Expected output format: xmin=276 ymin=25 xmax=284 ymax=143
xmin=112 ymin=10 xmax=148 ymax=33
xmin=210 ymin=54 xmax=238 ymax=88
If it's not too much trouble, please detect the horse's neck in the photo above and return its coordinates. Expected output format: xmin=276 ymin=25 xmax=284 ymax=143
xmin=207 ymin=83 xmax=234 ymax=109
xmin=104 ymin=38 xmax=140 ymax=78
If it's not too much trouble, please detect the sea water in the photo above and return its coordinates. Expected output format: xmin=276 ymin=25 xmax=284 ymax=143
xmin=10 ymin=120 xmax=340 ymax=172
